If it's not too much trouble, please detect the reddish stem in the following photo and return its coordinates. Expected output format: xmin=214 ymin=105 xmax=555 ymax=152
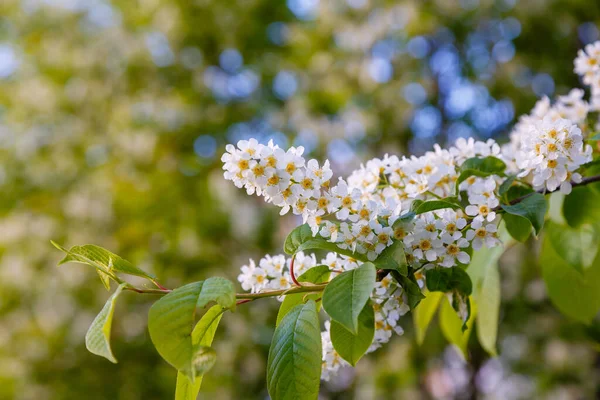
xmin=289 ymin=255 xmax=301 ymax=287
xmin=236 ymin=299 xmax=253 ymax=305
xmin=152 ymin=280 xmax=170 ymax=291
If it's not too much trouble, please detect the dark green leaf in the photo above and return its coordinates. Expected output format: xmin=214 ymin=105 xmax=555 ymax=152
xmin=501 ymin=193 xmax=547 ymax=235
xmin=322 ymin=262 xmax=376 ymax=334
xmin=504 ymin=184 xmax=534 ymax=202
xmin=330 ymin=302 xmax=374 ymax=366
xmin=85 ymin=283 xmax=126 ymax=363
xmin=412 ymin=199 xmax=462 ymax=215
xmin=425 ymin=267 xmax=472 ymax=296
xmin=373 ymin=241 xmax=408 ymax=275
xmin=284 ymin=224 xmax=368 ymax=261
xmin=503 ymin=213 xmax=531 ymax=242
xmin=498 ymin=176 xmax=516 ymax=196
xmin=391 ymin=270 xmax=425 ymax=309
xmin=267 ymin=301 xmax=321 ymax=400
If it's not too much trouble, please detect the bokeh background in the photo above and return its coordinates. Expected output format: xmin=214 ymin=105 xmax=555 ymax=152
xmin=2 ymin=0 xmax=600 ymax=399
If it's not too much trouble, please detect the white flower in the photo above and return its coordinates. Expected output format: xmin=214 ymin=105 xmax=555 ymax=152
xmin=321 ymin=321 xmax=349 ymax=381
xmin=259 ymin=254 xmax=287 ymax=277
xmin=466 ymin=219 xmax=501 ymax=250
xmin=319 ymin=221 xmax=340 ymax=243
xmin=306 ymin=159 xmax=333 ymax=186
xmin=440 ymin=238 xmax=471 ymax=267
xmin=237 ymin=260 xmax=268 ymax=293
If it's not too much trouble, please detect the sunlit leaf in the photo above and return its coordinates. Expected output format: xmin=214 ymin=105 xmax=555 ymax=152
xmin=85 ymin=283 xmax=126 ymax=363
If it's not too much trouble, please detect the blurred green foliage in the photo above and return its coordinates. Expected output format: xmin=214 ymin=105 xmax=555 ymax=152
xmin=1 ymin=0 xmax=600 ymax=399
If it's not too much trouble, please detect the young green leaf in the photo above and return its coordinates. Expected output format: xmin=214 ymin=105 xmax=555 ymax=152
xmin=501 ymin=192 xmax=547 ymax=235
xmin=52 ymin=242 xmax=156 ymax=282
xmin=267 ymin=301 xmax=322 ymax=400
xmin=502 ymin=213 xmax=531 ymax=243
xmin=148 ymin=278 xmax=235 ymax=380
xmin=541 ymin=222 xmax=600 ymax=323
xmin=466 ymin=235 xmax=506 ymax=356
xmin=283 ymin=224 xmax=368 ymax=261
xmin=330 ymin=302 xmax=375 ymax=366
xmin=439 ymin=296 xmax=477 ymax=358
xmin=475 ymin=263 xmax=500 ymax=356
xmin=276 ymin=265 xmax=331 ymax=326
xmin=322 ymin=262 xmax=376 ymax=334
xmin=373 ymin=241 xmax=408 ymax=275
xmin=413 ymin=291 xmax=443 ymax=345
xmin=85 ymin=283 xmax=126 ymax=363
xmin=175 ymin=305 xmax=226 ymax=400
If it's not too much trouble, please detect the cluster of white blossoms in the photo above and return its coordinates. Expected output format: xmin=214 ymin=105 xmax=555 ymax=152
xmin=237 ymin=251 xmax=361 ymax=294
xmin=226 ymin=41 xmax=599 ymax=381
xmin=575 ymin=41 xmax=600 ymax=112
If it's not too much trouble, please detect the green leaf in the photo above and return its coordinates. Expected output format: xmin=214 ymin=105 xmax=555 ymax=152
xmin=413 ymin=291 xmax=443 ymax=345
xmin=330 ymin=302 xmax=374 ymax=366
xmin=85 ymin=283 xmax=126 ymax=363
xmin=455 ymin=156 xmax=506 ymax=195
xmin=503 ymin=213 xmax=531 ymax=242
xmin=563 ymin=185 xmax=600 ymax=228
xmin=391 ymin=270 xmax=425 ymax=310
xmin=504 ymin=185 xmax=534 ymax=202
xmin=373 ymin=241 xmax=408 ymax=275
xmin=52 ymin=242 xmax=156 ymax=283
xmin=276 ymin=265 xmax=330 ymax=326
xmin=425 ymin=267 xmax=472 ymax=296
xmin=175 ymin=305 xmax=225 ymax=400
xmin=412 ymin=199 xmax=462 ymax=215
xmin=501 ymin=193 xmax=547 ymax=235
xmin=541 ymin=222 xmax=600 ymax=323
xmin=267 ymin=301 xmax=322 ymax=400
xmin=284 ymin=224 xmax=368 ymax=261
xmin=148 ymin=278 xmax=235 ymax=380
xmin=466 ymin=234 xmax=506 ymax=356
xmin=548 ymin=192 xmax=567 ymax=225
xmin=322 ymin=262 xmax=376 ymax=334
xmin=439 ymin=296 xmax=477 ymax=358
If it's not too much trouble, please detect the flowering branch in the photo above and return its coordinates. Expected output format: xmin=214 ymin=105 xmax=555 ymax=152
xmin=500 ymin=173 xmax=600 ymax=208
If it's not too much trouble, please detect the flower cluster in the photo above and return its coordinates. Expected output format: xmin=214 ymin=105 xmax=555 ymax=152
xmin=226 ymin=41 xmax=600 ymax=382
xmin=575 ymin=41 xmax=600 ymax=112
xmin=516 ymin=117 xmax=591 ymax=193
